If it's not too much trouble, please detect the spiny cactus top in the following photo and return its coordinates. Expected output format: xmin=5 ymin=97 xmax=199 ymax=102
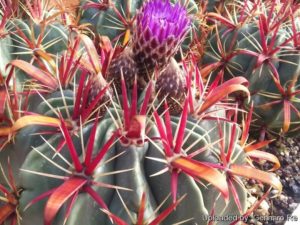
xmin=133 ymin=0 xmax=191 ymax=82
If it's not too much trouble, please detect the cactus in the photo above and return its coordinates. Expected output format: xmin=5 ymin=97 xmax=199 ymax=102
xmin=0 ymin=29 xmax=12 ymax=77
xmin=201 ymin=0 xmax=300 ymax=137
xmin=0 ymin=3 xmax=13 ymax=77
xmin=0 ymin=0 xmax=69 ymax=84
xmin=79 ymin=0 xmax=199 ymax=51
xmin=106 ymin=47 xmax=137 ymax=93
xmin=0 ymin=1 xmax=283 ymax=225
xmin=155 ymin=57 xmax=187 ymax=115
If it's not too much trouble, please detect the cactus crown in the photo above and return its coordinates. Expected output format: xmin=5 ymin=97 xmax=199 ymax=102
xmin=137 ymin=0 xmax=190 ymax=41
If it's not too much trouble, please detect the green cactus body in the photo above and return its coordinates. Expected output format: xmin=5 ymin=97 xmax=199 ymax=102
xmin=5 ymin=19 xmax=68 ymax=84
xmin=0 ymin=13 xmax=12 ymax=77
xmin=202 ymin=3 xmax=300 ymax=136
xmin=200 ymin=122 xmax=247 ymax=225
xmin=0 ymin=85 xmax=249 ymax=225
xmin=8 ymin=19 xmax=68 ymax=59
xmin=205 ymin=0 xmax=223 ymax=12
xmin=18 ymin=122 xmax=115 ymax=225
xmin=0 ymin=91 xmax=73 ymax=186
xmin=0 ymin=33 xmax=12 ymax=77
xmin=82 ymin=0 xmax=142 ymax=40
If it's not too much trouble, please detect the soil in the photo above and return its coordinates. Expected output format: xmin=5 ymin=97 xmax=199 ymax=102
xmin=246 ymin=138 xmax=300 ymax=225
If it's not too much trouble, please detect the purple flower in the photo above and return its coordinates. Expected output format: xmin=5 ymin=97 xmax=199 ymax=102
xmin=139 ymin=0 xmax=190 ymax=42
xmin=133 ymin=0 xmax=191 ymax=85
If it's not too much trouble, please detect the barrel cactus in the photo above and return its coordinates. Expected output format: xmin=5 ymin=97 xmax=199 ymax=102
xmin=0 ymin=25 xmax=12 ymax=77
xmin=0 ymin=0 xmax=69 ymax=83
xmin=0 ymin=1 xmax=14 ymax=77
xmin=79 ymin=0 xmax=199 ymax=51
xmin=201 ymin=0 xmax=300 ymax=137
xmin=0 ymin=1 xmax=282 ymax=225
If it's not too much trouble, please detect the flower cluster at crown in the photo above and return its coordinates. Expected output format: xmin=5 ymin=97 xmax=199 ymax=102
xmin=137 ymin=0 xmax=191 ymax=43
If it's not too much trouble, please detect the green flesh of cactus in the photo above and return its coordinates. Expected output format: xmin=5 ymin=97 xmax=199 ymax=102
xmin=0 ymin=87 xmax=248 ymax=225
xmin=1 ymin=18 xmax=68 ymax=84
xmin=0 ymin=14 xmax=12 ymax=76
xmin=8 ymin=19 xmax=68 ymax=60
xmin=0 ymin=35 xmax=12 ymax=77
xmin=202 ymin=7 xmax=300 ymax=137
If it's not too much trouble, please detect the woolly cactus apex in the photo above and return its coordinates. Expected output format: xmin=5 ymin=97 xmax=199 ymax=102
xmin=106 ymin=47 xmax=138 ymax=93
xmin=155 ymin=58 xmax=187 ymax=115
xmin=133 ymin=0 xmax=191 ymax=85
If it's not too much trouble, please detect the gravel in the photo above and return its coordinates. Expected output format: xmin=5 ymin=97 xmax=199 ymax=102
xmin=246 ymin=137 xmax=300 ymax=225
